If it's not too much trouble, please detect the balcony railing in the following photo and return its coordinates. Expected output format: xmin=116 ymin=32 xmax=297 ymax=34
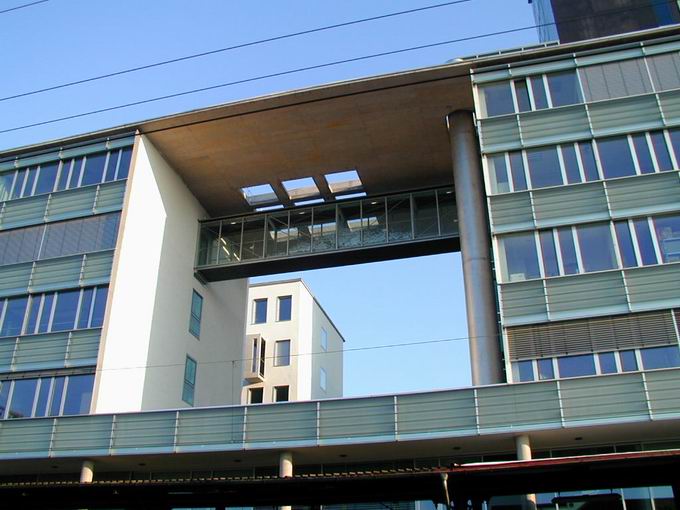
xmin=0 ymin=369 xmax=678 ymax=460
xmin=195 ymin=187 xmax=458 ymax=279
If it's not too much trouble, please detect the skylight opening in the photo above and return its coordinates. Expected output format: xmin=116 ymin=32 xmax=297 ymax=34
xmin=336 ymin=192 xmax=367 ymax=200
xmin=256 ymin=204 xmax=285 ymax=212
xmin=282 ymin=177 xmax=320 ymax=200
xmin=295 ymin=198 xmax=325 ymax=206
xmin=241 ymin=184 xmax=278 ymax=206
xmin=325 ymin=169 xmax=363 ymax=194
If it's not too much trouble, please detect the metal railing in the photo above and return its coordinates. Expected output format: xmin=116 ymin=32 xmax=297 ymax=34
xmin=0 ymin=369 xmax=678 ymax=460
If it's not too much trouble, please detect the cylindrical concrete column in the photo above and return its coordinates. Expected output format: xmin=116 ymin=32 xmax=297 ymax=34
xmin=279 ymin=451 xmax=294 ymax=510
xmin=80 ymin=460 xmax=95 ymax=484
xmin=447 ymin=110 xmax=504 ymax=386
xmin=515 ymin=435 xmax=537 ymax=510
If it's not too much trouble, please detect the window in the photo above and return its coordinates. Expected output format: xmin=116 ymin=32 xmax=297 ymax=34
xmin=275 ymin=340 xmax=291 ymax=367
xmin=278 ymin=295 xmax=292 ymax=321
xmin=619 ymin=350 xmax=638 ymax=372
xmin=615 ymin=221 xmax=638 ymax=268
xmin=499 ymin=232 xmax=540 ymax=282
xmin=575 ymin=223 xmax=617 ymax=272
xmin=62 ymin=374 xmax=94 ymax=415
xmin=557 ymin=354 xmax=596 ymax=378
xmin=547 ymin=71 xmax=582 ymax=107
xmin=51 ymin=289 xmax=80 ymax=332
xmin=539 ymin=230 xmax=559 ymax=277
xmin=597 ymin=137 xmax=636 ymax=179
xmin=189 ymin=290 xmax=203 ymax=338
xmin=249 ymin=387 xmax=264 ymax=404
xmin=8 ymin=379 xmax=37 ymax=419
xmin=654 ymin=214 xmax=680 ymax=263
xmin=515 ymin=360 xmax=534 ymax=382
xmin=508 ymin=152 xmax=527 ymax=191
xmin=598 ymin=352 xmax=618 ymax=374
xmin=579 ymin=59 xmax=652 ymax=102
xmin=0 ymin=374 xmax=94 ymax=419
xmin=479 ymin=82 xmax=514 ymax=117
xmin=526 ymin=147 xmax=563 ymax=188
xmin=253 ymin=298 xmax=267 ymax=324
xmin=641 ymin=346 xmax=680 ymax=370
xmin=487 ymin=154 xmax=510 ymax=194
xmin=321 ymin=327 xmax=328 ymax=351
xmin=274 ymin=385 xmax=289 ymax=403
xmin=557 ymin=227 xmax=579 ymax=275
xmin=633 ymin=219 xmax=658 ymax=265
xmin=182 ymin=356 xmax=197 ymax=406
xmin=0 ymin=296 xmax=28 ymax=337
xmin=320 ymin=368 xmax=327 ymax=392
xmin=537 ymin=358 xmax=554 ymax=380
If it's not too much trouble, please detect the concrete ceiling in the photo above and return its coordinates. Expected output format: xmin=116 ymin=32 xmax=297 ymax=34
xmin=139 ymin=63 xmax=474 ymax=217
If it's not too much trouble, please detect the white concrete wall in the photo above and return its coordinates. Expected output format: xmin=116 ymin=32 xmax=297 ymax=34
xmin=93 ymin=135 xmax=247 ymax=413
xmin=310 ymin=298 xmax=343 ymax=399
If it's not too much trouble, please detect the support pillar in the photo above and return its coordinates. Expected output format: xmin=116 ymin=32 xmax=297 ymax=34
xmin=279 ymin=451 xmax=293 ymax=510
xmin=515 ymin=435 xmax=537 ymax=510
xmin=80 ymin=460 xmax=95 ymax=484
xmin=447 ymin=110 xmax=504 ymax=386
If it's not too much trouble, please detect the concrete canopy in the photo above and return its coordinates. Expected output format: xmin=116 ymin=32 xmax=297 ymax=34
xmin=138 ymin=62 xmax=474 ymax=217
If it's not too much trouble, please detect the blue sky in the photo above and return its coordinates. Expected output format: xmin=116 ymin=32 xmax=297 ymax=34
xmin=1 ymin=0 xmax=537 ymax=395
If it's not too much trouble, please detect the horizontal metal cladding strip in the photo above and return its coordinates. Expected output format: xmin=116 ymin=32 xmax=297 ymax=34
xmin=659 ymin=89 xmax=680 ymax=125
xmin=488 ymin=192 xmax=534 ymax=233
xmin=519 ymin=106 xmax=591 ymax=148
xmin=478 ymin=116 xmax=521 ymax=153
xmin=532 ymin=182 xmax=608 ymax=228
xmin=588 ymin=94 xmax=664 ymax=136
xmin=606 ymin=171 xmax=680 ymax=218
xmin=507 ymin=309 xmax=678 ymax=361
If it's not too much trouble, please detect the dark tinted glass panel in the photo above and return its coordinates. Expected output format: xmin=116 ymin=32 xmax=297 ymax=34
xmin=620 ymin=350 xmax=638 ymax=372
xmin=615 ymin=221 xmax=638 ymax=268
xmin=0 ymin=172 xmax=15 ymax=201
xmin=38 ymin=294 xmax=54 ymax=333
xmin=250 ymin=387 xmax=263 ymax=404
xmin=0 ymin=382 xmax=8 ymax=418
xmin=275 ymin=340 xmax=291 ymax=367
xmin=598 ymin=352 xmax=618 ymax=374
xmin=8 ymin=379 xmax=37 ymax=418
xmin=547 ymin=71 xmax=582 ymax=106
xmin=278 ymin=296 xmax=292 ymax=321
xmin=289 ymin=209 xmax=312 ymax=254
xmin=632 ymin=134 xmax=655 ymax=174
xmin=25 ymin=295 xmax=41 ymax=335
xmin=23 ymin=168 xmax=37 ymax=197
xmin=576 ymin=223 xmax=617 ymax=272
xmin=311 ymin=205 xmax=337 ymax=252
xmin=254 ymin=299 xmax=267 ymax=324
xmin=35 ymin=379 xmax=50 ymax=417
xmin=530 ymin=76 xmax=549 ymax=109
xmin=362 ymin=198 xmax=387 ymax=245
xmin=10 ymin=169 xmax=26 ymax=199
xmin=579 ymin=142 xmax=600 ymax=181
xmin=81 ymin=153 xmax=107 ymax=186
xmin=116 ymin=147 xmax=133 ymax=180
xmin=218 ymin=219 xmax=242 ymax=263
xmin=77 ymin=288 xmax=94 ymax=329
xmin=598 ymin=137 xmax=636 ymax=179
xmin=539 ymin=230 xmax=559 ymax=277
xmin=413 ymin=191 xmax=438 ymax=239
xmin=509 ymin=152 xmax=527 ymax=191
xmin=654 ymin=214 xmax=680 ymax=262
xmin=517 ymin=361 xmax=534 ymax=382
xmin=67 ymin=158 xmax=83 ymax=188
xmin=488 ymin=154 xmax=510 ymax=193
xmin=558 ymin=354 xmax=596 ymax=378
xmin=49 ymin=377 xmax=65 ymax=416
xmin=241 ymin=217 xmax=265 ymax=260
xmin=502 ymin=232 xmax=540 ymax=281
xmin=56 ymin=161 xmax=71 ymax=191
xmin=669 ymin=129 xmax=680 ymax=164
xmin=482 ymin=82 xmax=514 ymax=116
xmin=437 ymin=189 xmax=457 ymax=235
xmin=51 ymin=289 xmax=80 ymax=332
xmin=650 ymin=132 xmax=673 ymax=171
xmin=103 ymin=150 xmax=119 ymax=182
xmin=641 ymin=346 xmax=680 ymax=369
xmin=387 ymin=196 xmax=412 ymax=242
xmin=557 ymin=227 xmax=579 ymax=274
xmin=62 ymin=374 xmax=94 ymax=415
xmin=265 ymin=213 xmax=289 ymax=257
xmin=537 ymin=359 xmax=554 ymax=380
xmin=514 ymin=79 xmax=531 ymax=112
xmin=527 ymin=147 xmax=563 ymax=188
xmin=633 ymin=219 xmax=658 ymax=265
xmin=35 ymin=162 xmax=58 ymax=195
xmin=274 ymin=386 xmax=289 ymax=402
xmin=0 ymin=296 xmax=28 ymax=337
xmin=561 ymin=144 xmax=582 ymax=184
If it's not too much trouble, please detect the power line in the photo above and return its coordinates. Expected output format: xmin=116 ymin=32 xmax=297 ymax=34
xmin=0 ymin=0 xmax=474 ymax=104
xmin=1 ymin=0 xmax=678 ymax=137
xmin=0 ymin=0 xmax=48 ymax=15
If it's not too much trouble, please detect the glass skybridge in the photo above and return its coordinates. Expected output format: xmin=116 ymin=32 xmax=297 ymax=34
xmin=196 ymin=187 xmax=458 ymax=280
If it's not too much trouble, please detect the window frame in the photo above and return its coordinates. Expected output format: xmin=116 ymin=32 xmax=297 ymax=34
xmin=189 ymin=290 xmax=203 ymax=339
xmin=277 ymin=295 xmax=292 ymax=322
xmin=273 ymin=385 xmax=289 ymax=403
xmin=182 ymin=355 xmax=197 ymax=406
xmin=253 ymin=298 xmax=267 ymax=324
xmin=274 ymin=339 xmax=291 ymax=367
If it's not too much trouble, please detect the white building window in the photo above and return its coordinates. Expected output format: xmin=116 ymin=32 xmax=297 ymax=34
xmin=274 ymin=340 xmax=291 ymax=367
xmin=277 ymin=295 xmax=292 ymax=321
xmin=321 ymin=327 xmax=328 ymax=351
xmin=320 ymin=368 xmax=327 ymax=392
xmin=182 ymin=356 xmax=197 ymax=406
xmin=253 ymin=298 xmax=267 ymax=324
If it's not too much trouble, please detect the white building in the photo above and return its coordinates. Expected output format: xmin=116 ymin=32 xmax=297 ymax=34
xmin=242 ymin=279 xmax=344 ymax=405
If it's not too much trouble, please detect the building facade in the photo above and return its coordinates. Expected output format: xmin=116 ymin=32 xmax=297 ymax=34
xmin=243 ymin=279 xmax=344 ymax=405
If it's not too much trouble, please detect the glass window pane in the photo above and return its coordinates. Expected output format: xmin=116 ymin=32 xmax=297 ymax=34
xmin=579 ymin=141 xmax=600 ymax=181
xmin=62 ymin=374 xmax=94 ymax=415
xmin=103 ymin=150 xmax=119 ymax=182
xmin=254 ymin=299 xmax=267 ymax=324
xmin=25 ymin=169 xmax=39 ymax=197
xmin=10 ymin=169 xmax=26 ymax=199
xmin=362 ymin=198 xmax=387 ymax=245
xmin=56 ymin=161 xmax=71 ymax=191
xmin=509 ymin=152 xmax=528 ymax=191
xmin=321 ymin=327 xmax=328 ymax=351
xmin=241 ymin=217 xmax=265 ymax=260
xmin=537 ymin=359 xmax=554 ymax=380
xmin=0 ymin=172 xmax=15 ymax=201
xmin=265 ymin=213 xmax=289 ymax=258
xmin=34 ymin=162 xmax=58 ymax=195
xmin=8 ymin=379 xmax=37 ymax=419
xmin=557 ymin=354 xmax=596 ymax=378
xmin=598 ymin=352 xmax=618 ymax=374
xmin=632 ymin=134 xmax=655 ymax=174
xmin=218 ymin=219 xmax=242 ymax=263
xmin=80 ymin=153 xmax=107 ymax=186
xmin=633 ymin=219 xmax=658 ymax=265
xmin=526 ymin=147 xmax=563 ymax=188
xmin=514 ymin=79 xmax=531 ymax=112
xmin=530 ymin=76 xmax=549 ymax=109
xmin=597 ymin=137 xmax=636 ymax=179
xmin=515 ymin=361 xmax=535 ymax=382
xmin=249 ymin=387 xmax=263 ymax=404
xmin=547 ymin=71 xmax=582 ymax=107
xmin=311 ymin=205 xmax=337 ymax=252
xmin=35 ymin=379 xmax=51 ymax=417
xmin=68 ymin=158 xmax=83 ymax=188
xmin=289 ymin=209 xmax=312 ymax=254
xmin=184 ymin=357 xmax=197 ymax=384
xmin=38 ymin=294 xmax=54 ymax=333
xmin=480 ymin=82 xmax=514 ymax=117
xmin=561 ymin=144 xmax=582 ymax=184
xmin=387 ymin=196 xmax=412 ymax=243
xmin=620 ymin=350 xmax=638 ymax=372
xmin=0 ymin=382 xmax=9 ymax=418
xmin=51 ymin=289 xmax=80 ymax=332
xmin=487 ymin=155 xmax=510 ymax=193
xmin=500 ymin=232 xmax=540 ymax=282
xmin=576 ymin=223 xmax=617 ymax=272
xmin=641 ymin=346 xmax=680 ymax=370
xmin=275 ymin=340 xmax=291 ymax=367
xmin=669 ymin=128 xmax=680 ymax=165
xmin=116 ymin=147 xmax=132 ymax=180
xmin=650 ymin=132 xmax=673 ymax=171
xmin=654 ymin=214 xmax=680 ymax=263
xmin=49 ymin=376 xmax=65 ymax=416
xmin=539 ymin=230 xmax=560 ymax=277
xmin=25 ymin=295 xmax=42 ymax=335
xmin=274 ymin=385 xmax=289 ymax=402
xmin=77 ymin=288 xmax=94 ymax=329
xmin=437 ymin=189 xmax=457 ymax=235
xmin=278 ymin=296 xmax=292 ymax=321
xmin=614 ymin=221 xmax=638 ymax=268
xmin=413 ymin=191 xmax=438 ymax=239
xmin=0 ymin=296 xmax=28 ymax=337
